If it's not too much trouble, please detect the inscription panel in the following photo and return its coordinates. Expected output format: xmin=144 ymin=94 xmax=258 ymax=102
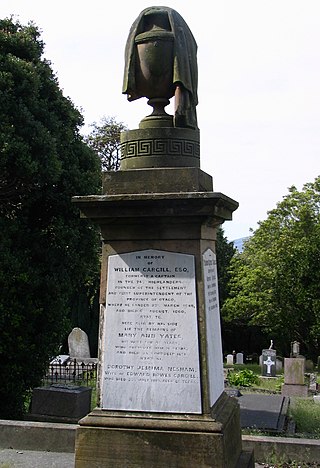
xmin=203 ymin=249 xmax=224 ymax=407
xmin=101 ymin=249 xmax=201 ymax=413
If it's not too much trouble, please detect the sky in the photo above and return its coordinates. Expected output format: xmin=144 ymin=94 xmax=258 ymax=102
xmin=3 ymin=0 xmax=320 ymax=240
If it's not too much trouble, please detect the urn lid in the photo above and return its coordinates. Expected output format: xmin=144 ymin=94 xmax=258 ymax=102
xmin=135 ymin=29 xmax=174 ymax=44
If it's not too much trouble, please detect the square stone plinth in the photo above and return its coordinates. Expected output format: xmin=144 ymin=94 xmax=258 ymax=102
xmin=30 ymin=385 xmax=91 ymax=422
xmin=281 ymin=383 xmax=308 ymax=397
xmin=75 ymin=394 xmax=253 ymax=468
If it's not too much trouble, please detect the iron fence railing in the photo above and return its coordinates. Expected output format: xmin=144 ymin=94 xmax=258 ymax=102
xmin=43 ymin=358 xmax=97 ymax=387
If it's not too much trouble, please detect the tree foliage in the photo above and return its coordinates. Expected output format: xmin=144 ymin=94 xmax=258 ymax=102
xmin=216 ymin=227 xmax=235 ymax=308
xmin=222 ymin=177 xmax=320 ymax=359
xmin=0 ymin=18 xmax=101 ymax=418
xmin=85 ymin=116 xmax=127 ymax=171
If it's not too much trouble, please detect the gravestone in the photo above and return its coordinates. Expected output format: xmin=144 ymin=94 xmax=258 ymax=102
xmin=68 ymin=327 xmax=91 ymax=359
xmin=227 ymin=354 xmax=234 ymax=365
xmin=236 ymin=352 xmax=244 ymax=365
xmin=281 ymin=357 xmax=307 ymax=397
xmin=276 ymin=358 xmax=283 ymax=372
xmin=73 ymin=6 xmax=253 ymax=468
xmin=262 ymin=349 xmax=276 ymax=377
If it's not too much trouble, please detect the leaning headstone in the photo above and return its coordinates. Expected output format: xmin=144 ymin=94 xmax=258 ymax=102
xmin=226 ymin=354 xmax=234 ymax=365
xmin=236 ymin=352 xmax=244 ymax=365
xmin=262 ymin=349 xmax=276 ymax=377
xmin=68 ymin=327 xmax=91 ymax=359
xmin=281 ymin=357 xmax=307 ymax=397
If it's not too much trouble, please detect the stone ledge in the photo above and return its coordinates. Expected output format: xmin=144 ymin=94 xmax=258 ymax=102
xmin=0 ymin=420 xmax=77 ymax=453
xmin=242 ymin=435 xmax=320 ymax=464
xmin=1 ymin=420 xmax=319 ymax=464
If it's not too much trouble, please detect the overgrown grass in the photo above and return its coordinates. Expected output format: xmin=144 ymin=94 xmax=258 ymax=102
xmin=289 ymin=398 xmax=320 ymax=437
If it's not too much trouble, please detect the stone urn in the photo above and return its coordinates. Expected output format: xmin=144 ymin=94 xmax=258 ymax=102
xmin=134 ymin=13 xmax=174 ymax=124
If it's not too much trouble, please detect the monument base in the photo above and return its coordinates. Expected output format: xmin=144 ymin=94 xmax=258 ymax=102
xmin=281 ymin=383 xmax=308 ymax=397
xmin=75 ymin=393 xmax=253 ymax=468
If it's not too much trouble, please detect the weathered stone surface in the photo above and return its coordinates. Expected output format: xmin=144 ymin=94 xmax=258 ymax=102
xmin=120 ymin=127 xmax=200 ymax=169
xmin=68 ymin=328 xmax=91 ymax=359
xmin=101 ymin=249 xmax=201 ymax=413
xmin=203 ymin=248 xmax=224 ymax=406
xmin=102 ymin=167 xmax=213 ymax=195
xmin=284 ymin=357 xmax=305 ymax=385
xmin=75 ymin=394 xmax=251 ymax=468
xmin=281 ymin=383 xmax=308 ymax=397
xmin=30 ymin=386 xmax=91 ymax=422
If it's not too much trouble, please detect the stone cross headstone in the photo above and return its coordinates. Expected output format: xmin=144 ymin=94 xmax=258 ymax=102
xmin=236 ymin=352 xmax=244 ymax=365
xmin=68 ymin=327 xmax=91 ymax=359
xmin=226 ymin=354 xmax=234 ymax=365
xmin=262 ymin=349 xmax=276 ymax=377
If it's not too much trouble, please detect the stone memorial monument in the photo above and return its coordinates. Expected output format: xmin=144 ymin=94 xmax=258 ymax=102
xmin=73 ymin=6 xmax=253 ymax=467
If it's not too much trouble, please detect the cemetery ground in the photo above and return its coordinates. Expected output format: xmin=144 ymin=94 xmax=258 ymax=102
xmin=225 ymin=363 xmax=320 ymax=437
xmin=225 ymin=363 xmax=320 ymax=466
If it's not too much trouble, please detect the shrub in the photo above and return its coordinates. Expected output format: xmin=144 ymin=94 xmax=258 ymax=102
xmin=227 ymin=369 xmax=260 ymax=387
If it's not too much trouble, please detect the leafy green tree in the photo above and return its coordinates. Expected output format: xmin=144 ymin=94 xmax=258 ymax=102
xmin=216 ymin=227 xmax=235 ymax=308
xmin=222 ymin=177 xmax=320 ymax=359
xmin=0 ymin=18 xmax=101 ymax=418
xmin=85 ymin=116 xmax=127 ymax=171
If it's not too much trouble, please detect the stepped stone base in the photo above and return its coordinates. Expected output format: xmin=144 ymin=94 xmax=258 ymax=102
xmin=75 ymin=393 xmax=254 ymax=468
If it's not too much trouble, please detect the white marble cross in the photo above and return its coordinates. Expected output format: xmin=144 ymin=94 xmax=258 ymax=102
xmin=263 ymin=356 xmax=274 ymax=374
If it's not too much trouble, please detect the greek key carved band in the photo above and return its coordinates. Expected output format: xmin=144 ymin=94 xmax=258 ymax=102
xmin=121 ymin=138 xmax=200 ymax=158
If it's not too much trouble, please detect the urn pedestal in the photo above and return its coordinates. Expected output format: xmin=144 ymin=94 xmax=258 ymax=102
xmin=72 ymin=167 xmax=254 ymax=467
